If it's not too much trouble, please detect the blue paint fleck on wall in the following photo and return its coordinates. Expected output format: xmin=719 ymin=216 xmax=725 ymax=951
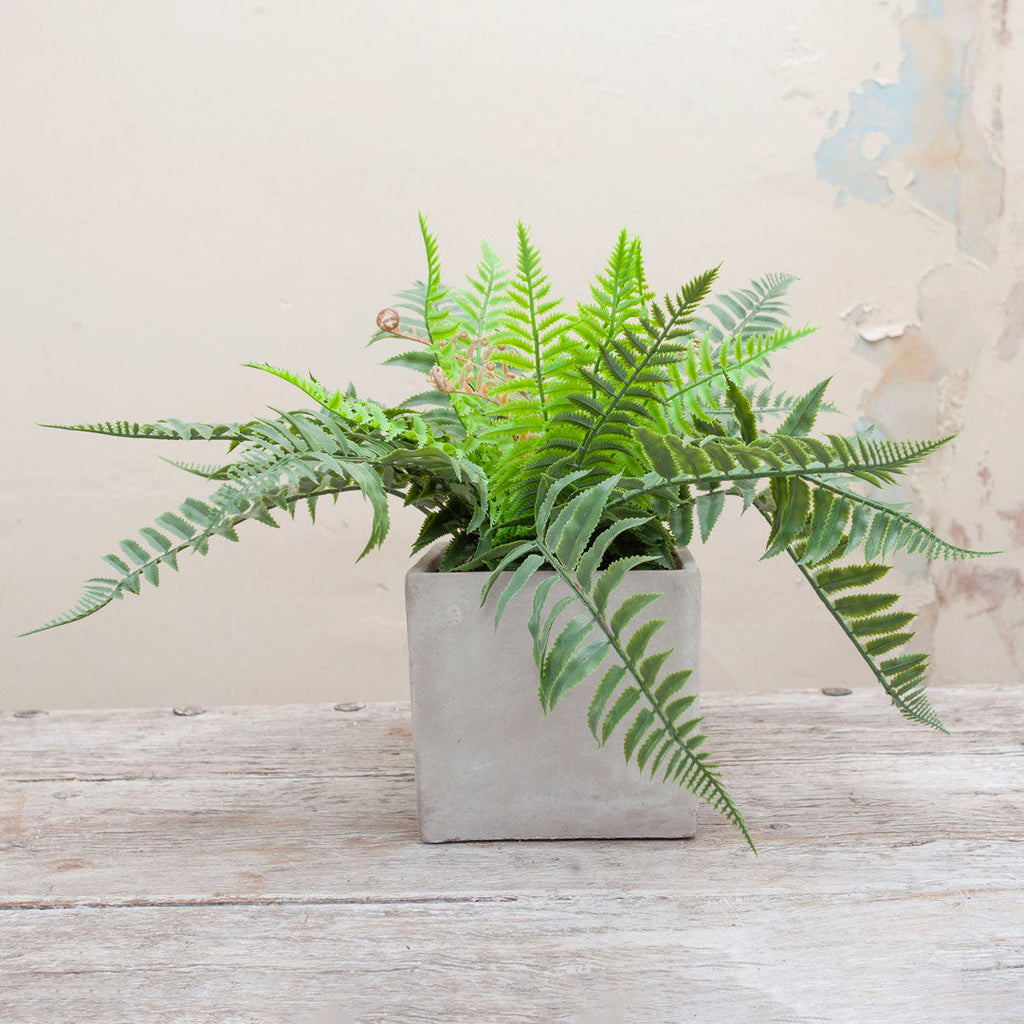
xmin=816 ymin=0 xmax=1002 ymax=260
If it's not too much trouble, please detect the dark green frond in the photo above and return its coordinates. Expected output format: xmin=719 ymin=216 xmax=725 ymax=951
xmin=487 ymin=478 xmax=753 ymax=850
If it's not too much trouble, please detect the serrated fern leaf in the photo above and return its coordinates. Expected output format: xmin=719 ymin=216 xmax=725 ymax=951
xmin=487 ymin=479 xmax=753 ymax=850
xmin=159 ymin=457 xmax=233 ymax=480
xmin=701 ymin=381 xmax=840 ymax=429
xmin=632 ymin=430 xmax=956 ymax=497
xmin=418 ymin=212 xmax=458 ymax=347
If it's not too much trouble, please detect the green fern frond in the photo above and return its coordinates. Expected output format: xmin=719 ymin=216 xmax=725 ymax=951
xmin=41 ymin=419 xmax=249 ymax=441
xmin=691 ymin=272 xmax=797 ymax=348
xmin=418 ymin=212 xmax=458 ymax=348
xmin=789 ymin=541 xmax=943 ymax=730
xmin=633 ymin=429 xmax=954 ymax=495
xmin=702 ymin=381 xmax=840 ymax=427
xmin=452 ymin=241 xmax=512 ymax=338
xmin=800 ymin=479 xmax=995 ymax=563
xmin=21 ymin=453 xmax=388 ymax=635
xmin=488 ymin=477 xmax=754 ymax=850
xmin=502 ymin=221 xmax=567 ymax=416
xmin=572 ymin=229 xmax=647 ymax=364
xmin=159 ymin=457 xmax=232 ymax=480
xmin=561 ymin=267 xmax=718 ymax=473
xmin=667 ymin=324 xmax=817 ymax=412
xmin=777 ymin=378 xmax=833 ymax=437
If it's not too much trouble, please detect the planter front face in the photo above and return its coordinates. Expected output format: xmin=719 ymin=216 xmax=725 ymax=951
xmin=405 ymin=545 xmax=700 ymax=842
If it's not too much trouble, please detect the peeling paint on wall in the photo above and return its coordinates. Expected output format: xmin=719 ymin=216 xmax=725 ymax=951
xmin=816 ymin=0 xmax=1004 ymax=261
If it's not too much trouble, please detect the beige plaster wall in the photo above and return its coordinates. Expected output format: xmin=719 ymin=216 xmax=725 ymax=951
xmin=1 ymin=0 xmax=1019 ymax=709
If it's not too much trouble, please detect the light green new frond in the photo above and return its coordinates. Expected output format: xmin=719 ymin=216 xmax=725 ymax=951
xmin=667 ymin=324 xmax=817 ymax=414
xmin=418 ymin=212 xmax=458 ymax=347
xmin=572 ymin=229 xmax=647 ymax=363
xmin=503 ymin=221 xmax=567 ymax=415
xmin=452 ymin=241 xmax=512 ymax=337
xmin=245 ymin=363 xmax=440 ymax=448
xmin=562 ymin=267 xmax=719 ymax=473
xmin=691 ymin=272 xmax=797 ymax=348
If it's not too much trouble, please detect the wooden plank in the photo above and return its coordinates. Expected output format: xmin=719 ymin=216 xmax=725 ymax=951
xmin=0 ymin=685 xmax=1019 ymax=784
xmin=1 ymin=894 xmax=1021 ymax=1023
xmin=0 ymin=759 xmax=1022 ymax=904
xmin=1 ymin=687 xmax=1021 ymax=1022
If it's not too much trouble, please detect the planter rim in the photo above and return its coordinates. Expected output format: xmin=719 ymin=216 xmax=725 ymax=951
xmin=409 ymin=544 xmax=698 ymax=577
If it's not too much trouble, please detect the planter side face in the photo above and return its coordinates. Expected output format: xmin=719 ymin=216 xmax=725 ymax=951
xmin=405 ymin=545 xmax=700 ymax=842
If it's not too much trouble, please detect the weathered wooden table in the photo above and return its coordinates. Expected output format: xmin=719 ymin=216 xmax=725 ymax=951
xmin=1 ymin=686 xmax=1021 ymax=1023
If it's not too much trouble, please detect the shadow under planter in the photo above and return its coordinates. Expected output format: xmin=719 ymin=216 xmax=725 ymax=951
xmin=406 ymin=544 xmax=701 ymax=842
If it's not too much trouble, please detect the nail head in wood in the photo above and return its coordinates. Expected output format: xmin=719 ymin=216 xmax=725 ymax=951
xmin=333 ymin=702 xmax=366 ymax=712
xmin=821 ymin=687 xmax=853 ymax=697
xmin=172 ymin=706 xmax=207 ymax=717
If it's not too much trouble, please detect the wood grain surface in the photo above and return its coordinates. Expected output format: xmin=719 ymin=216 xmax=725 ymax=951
xmin=1 ymin=686 xmax=1021 ymax=1023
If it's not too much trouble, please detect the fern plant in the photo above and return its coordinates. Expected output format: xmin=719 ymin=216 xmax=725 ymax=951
xmin=25 ymin=215 xmax=993 ymax=851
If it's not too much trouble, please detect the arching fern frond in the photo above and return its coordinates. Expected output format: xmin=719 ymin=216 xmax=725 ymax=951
xmin=20 ymin=451 xmax=391 ymax=635
xmin=487 ymin=477 xmax=753 ymax=850
xmin=41 ymin=419 xmax=250 ymax=441
xmin=764 ymin=508 xmax=946 ymax=731
xmin=632 ymin=429 xmax=955 ymax=496
xmin=795 ymin=479 xmax=995 ymax=563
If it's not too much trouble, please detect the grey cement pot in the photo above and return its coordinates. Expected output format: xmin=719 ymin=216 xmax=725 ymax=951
xmin=405 ymin=544 xmax=701 ymax=842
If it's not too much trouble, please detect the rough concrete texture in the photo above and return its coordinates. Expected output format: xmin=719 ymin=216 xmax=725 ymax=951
xmin=405 ymin=546 xmax=700 ymax=842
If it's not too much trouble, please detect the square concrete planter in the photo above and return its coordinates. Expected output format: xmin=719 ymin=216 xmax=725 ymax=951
xmin=405 ymin=544 xmax=701 ymax=842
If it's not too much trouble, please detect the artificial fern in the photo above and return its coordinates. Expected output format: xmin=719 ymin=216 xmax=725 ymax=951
xmin=27 ymin=216 xmax=994 ymax=851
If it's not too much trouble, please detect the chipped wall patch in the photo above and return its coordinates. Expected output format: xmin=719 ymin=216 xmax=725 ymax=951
xmin=816 ymin=0 xmax=1004 ymax=262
